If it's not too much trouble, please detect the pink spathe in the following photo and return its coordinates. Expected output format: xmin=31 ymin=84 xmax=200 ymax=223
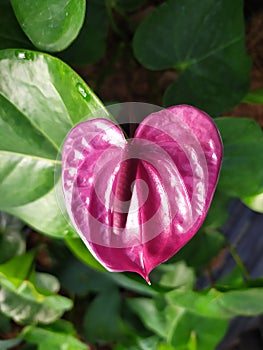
xmin=62 ymin=105 xmax=223 ymax=283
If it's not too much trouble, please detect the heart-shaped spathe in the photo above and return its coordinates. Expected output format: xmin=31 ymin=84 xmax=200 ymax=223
xmin=62 ymin=105 xmax=223 ymax=282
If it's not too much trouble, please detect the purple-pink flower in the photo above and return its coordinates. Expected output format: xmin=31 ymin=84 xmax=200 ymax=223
xmin=62 ymin=105 xmax=223 ymax=283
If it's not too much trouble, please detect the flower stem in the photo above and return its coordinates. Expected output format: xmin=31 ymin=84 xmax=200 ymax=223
xmin=225 ymin=241 xmax=250 ymax=281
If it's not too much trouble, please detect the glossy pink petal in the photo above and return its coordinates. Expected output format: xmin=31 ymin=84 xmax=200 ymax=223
xmin=62 ymin=105 xmax=223 ymax=282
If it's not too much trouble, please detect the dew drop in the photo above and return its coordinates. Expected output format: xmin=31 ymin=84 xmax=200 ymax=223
xmin=15 ymin=51 xmax=26 ymax=60
xmin=76 ymin=82 xmax=91 ymax=102
xmin=63 ymin=229 xmax=69 ymax=235
xmin=15 ymin=51 xmax=34 ymax=61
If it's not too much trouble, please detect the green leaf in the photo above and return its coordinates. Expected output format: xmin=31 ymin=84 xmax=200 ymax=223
xmin=157 ymin=344 xmax=175 ymax=350
xmin=128 ymin=293 xmax=228 ymax=350
xmin=54 ymin=251 xmax=115 ymax=295
xmin=0 ymin=0 xmax=33 ymax=50
xmin=167 ymin=308 xmax=228 ymax=350
xmin=0 ymin=250 xmax=35 ymax=280
xmin=0 ymin=251 xmax=72 ymax=325
xmin=6 ymin=185 xmax=76 ymax=239
xmin=203 ymin=190 xmax=231 ymax=228
xmin=0 ymin=310 xmax=11 ymax=334
xmin=243 ymin=87 xmax=263 ymax=104
xmin=83 ymin=288 xmax=126 ymax=343
xmin=152 ymin=261 xmax=195 ymax=289
xmin=0 ymin=338 xmax=22 ymax=350
xmin=22 ymin=323 xmax=89 ymax=350
xmin=0 ymin=276 xmax=72 ymax=324
xmin=243 ymin=192 xmax=263 ymax=213
xmin=0 ymin=49 xmax=109 ymax=235
xmin=59 ymin=0 xmax=109 ymax=65
xmin=10 ymin=0 xmax=86 ymax=52
xmin=66 ymin=237 xmax=157 ymax=296
xmin=167 ymin=288 xmax=263 ymax=319
xmin=215 ymin=117 xmax=263 ymax=197
xmin=0 ymin=213 xmax=26 ymax=263
xmin=109 ymin=273 xmax=157 ymax=296
xmin=133 ymin=0 xmax=250 ymax=115
xmin=30 ymin=272 xmax=60 ymax=295
xmin=127 ymin=297 xmax=167 ymax=338
xmin=114 ymin=337 xmax=160 ymax=350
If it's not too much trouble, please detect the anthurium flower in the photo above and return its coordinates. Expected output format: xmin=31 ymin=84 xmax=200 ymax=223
xmin=62 ymin=105 xmax=223 ymax=283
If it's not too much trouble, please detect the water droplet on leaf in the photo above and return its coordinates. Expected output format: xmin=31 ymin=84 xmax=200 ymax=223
xmin=76 ymin=82 xmax=91 ymax=102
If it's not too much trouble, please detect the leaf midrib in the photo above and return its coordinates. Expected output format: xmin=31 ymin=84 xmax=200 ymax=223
xmin=174 ymin=35 xmax=243 ymax=70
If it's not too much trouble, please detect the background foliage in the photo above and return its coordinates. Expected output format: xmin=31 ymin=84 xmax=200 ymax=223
xmin=1 ymin=0 xmax=263 ymax=349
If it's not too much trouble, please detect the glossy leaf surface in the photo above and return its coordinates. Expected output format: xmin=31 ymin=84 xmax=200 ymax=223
xmin=62 ymin=105 xmax=222 ymax=281
xmin=0 ymin=49 xmax=108 ymax=235
xmin=133 ymin=0 xmax=250 ymax=115
xmin=215 ymin=117 xmax=263 ymax=197
xmin=10 ymin=0 xmax=86 ymax=52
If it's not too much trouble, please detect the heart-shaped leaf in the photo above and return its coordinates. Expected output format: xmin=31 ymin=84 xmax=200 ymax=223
xmin=133 ymin=0 xmax=251 ymax=115
xmin=62 ymin=105 xmax=222 ymax=281
xmin=10 ymin=0 xmax=86 ymax=52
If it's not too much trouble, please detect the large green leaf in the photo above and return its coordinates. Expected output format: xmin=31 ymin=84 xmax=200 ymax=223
xmin=7 ymin=185 xmax=76 ymax=238
xmin=215 ymin=117 xmax=263 ymax=197
xmin=0 ymin=49 xmax=109 ymax=235
xmin=133 ymin=0 xmax=250 ymax=115
xmin=83 ymin=288 xmax=126 ymax=343
xmin=127 ymin=297 xmax=167 ymax=338
xmin=166 ymin=308 xmax=228 ymax=350
xmin=10 ymin=0 xmax=86 ymax=52
xmin=0 ymin=0 xmax=33 ymax=50
xmin=0 ymin=250 xmax=35 ymax=280
xmin=128 ymin=295 xmax=228 ymax=350
xmin=167 ymin=288 xmax=263 ymax=319
xmin=22 ymin=321 xmax=89 ymax=350
xmin=59 ymin=0 xmax=109 ymax=65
